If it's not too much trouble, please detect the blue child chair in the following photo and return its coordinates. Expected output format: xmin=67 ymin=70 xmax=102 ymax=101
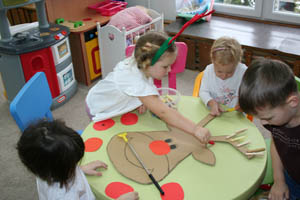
xmin=9 ymin=72 xmax=82 ymax=135
xmin=10 ymin=72 xmax=53 ymax=132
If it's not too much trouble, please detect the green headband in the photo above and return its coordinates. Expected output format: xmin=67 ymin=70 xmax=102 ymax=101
xmin=151 ymin=37 xmax=174 ymax=66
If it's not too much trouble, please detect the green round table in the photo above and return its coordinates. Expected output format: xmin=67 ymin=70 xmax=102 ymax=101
xmin=81 ymin=96 xmax=267 ymax=200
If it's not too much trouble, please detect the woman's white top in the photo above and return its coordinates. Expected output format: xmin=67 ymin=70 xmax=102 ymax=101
xmin=86 ymin=57 xmax=159 ymax=122
xmin=199 ymin=63 xmax=247 ymax=108
xmin=36 ymin=166 xmax=95 ymax=200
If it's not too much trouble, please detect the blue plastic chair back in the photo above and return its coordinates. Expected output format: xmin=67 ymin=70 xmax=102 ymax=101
xmin=10 ymin=72 xmax=53 ymax=132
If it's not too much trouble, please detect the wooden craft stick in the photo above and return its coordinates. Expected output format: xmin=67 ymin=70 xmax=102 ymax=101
xmin=226 ymin=128 xmax=248 ymax=139
xmin=236 ymin=128 xmax=248 ymax=134
xmin=245 ymin=152 xmax=265 ymax=156
xmin=246 ymin=148 xmax=265 ymax=153
xmin=237 ymin=141 xmax=250 ymax=147
xmin=226 ymin=133 xmax=236 ymax=139
xmin=230 ymin=135 xmax=246 ymax=142
xmin=197 ymin=114 xmax=216 ymax=127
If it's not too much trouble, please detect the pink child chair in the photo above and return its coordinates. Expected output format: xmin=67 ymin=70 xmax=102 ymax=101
xmin=125 ymin=42 xmax=188 ymax=89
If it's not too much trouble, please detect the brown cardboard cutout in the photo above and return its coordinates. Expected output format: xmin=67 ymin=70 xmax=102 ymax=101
xmin=197 ymin=114 xmax=215 ymax=127
xmin=107 ymin=125 xmax=215 ymax=184
xmin=107 ymin=114 xmax=263 ymax=184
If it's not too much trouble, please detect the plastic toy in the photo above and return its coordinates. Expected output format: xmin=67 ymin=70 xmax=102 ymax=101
xmin=177 ymin=0 xmax=215 ymax=22
xmin=88 ymin=0 xmax=128 ymax=16
xmin=0 ymin=0 xmax=77 ymax=109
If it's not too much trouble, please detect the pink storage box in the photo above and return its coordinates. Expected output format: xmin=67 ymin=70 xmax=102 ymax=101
xmin=88 ymin=0 xmax=128 ymax=16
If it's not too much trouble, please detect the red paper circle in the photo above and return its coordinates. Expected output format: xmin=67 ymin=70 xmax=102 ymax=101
xmin=105 ymin=182 xmax=134 ymax=199
xmin=93 ymin=119 xmax=115 ymax=131
xmin=84 ymin=138 xmax=103 ymax=152
xmin=149 ymin=140 xmax=170 ymax=155
xmin=161 ymin=182 xmax=184 ymax=200
xmin=120 ymin=113 xmax=138 ymax=125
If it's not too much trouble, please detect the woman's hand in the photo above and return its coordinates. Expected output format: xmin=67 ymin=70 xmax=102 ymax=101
xmin=80 ymin=160 xmax=108 ymax=176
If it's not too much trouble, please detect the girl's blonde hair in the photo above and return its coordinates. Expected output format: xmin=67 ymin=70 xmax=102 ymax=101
xmin=210 ymin=37 xmax=243 ymax=66
xmin=134 ymin=31 xmax=177 ymax=70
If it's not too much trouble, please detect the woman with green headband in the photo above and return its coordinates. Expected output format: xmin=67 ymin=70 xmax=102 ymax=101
xmin=86 ymin=31 xmax=211 ymax=144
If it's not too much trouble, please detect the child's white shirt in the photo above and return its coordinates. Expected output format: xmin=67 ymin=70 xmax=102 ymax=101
xmin=86 ymin=57 xmax=159 ymax=122
xmin=36 ymin=166 xmax=95 ymax=200
xmin=199 ymin=62 xmax=247 ymax=108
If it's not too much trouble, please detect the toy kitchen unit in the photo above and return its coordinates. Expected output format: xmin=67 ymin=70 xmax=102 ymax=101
xmin=0 ymin=0 xmax=77 ymax=109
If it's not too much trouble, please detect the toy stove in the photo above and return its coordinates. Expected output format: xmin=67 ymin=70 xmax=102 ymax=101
xmin=0 ymin=0 xmax=77 ymax=109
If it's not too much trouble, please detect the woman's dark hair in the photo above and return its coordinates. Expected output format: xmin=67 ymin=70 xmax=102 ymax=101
xmin=17 ymin=120 xmax=84 ymax=188
xmin=239 ymin=58 xmax=297 ymax=115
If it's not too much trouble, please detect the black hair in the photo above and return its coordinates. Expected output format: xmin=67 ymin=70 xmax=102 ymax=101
xmin=239 ymin=58 xmax=297 ymax=115
xmin=17 ymin=120 xmax=84 ymax=188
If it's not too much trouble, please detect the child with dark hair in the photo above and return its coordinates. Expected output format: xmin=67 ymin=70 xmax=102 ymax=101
xmin=239 ymin=58 xmax=300 ymax=200
xmin=17 ymin=120 xmax=139 ymax=200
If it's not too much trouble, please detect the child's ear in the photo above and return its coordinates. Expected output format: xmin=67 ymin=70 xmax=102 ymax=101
xmin=286 ymin=93 xmax=299 ymax=108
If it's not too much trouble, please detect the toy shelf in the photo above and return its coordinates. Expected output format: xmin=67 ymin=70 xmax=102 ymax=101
xmin=45 ymin=0 xmax=111 ymax=85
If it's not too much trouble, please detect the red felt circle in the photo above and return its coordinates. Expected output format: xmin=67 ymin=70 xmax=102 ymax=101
xmin=120 ymin=113 xmax=138 ymax=125
xmin=149 ymin=140 xmax=170 ymax=155
xmin=84 ymin=138 xmax=103 ymax=152
xmin=161 ymin=182 xmax=184 ymax=200
xmin=93 ymin=119 xmax=115 ymax=131
xmin=105 ymin=182 xmax=134 ymax=199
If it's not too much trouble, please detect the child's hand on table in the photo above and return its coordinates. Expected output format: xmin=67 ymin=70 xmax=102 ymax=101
xmin=116 ymin=191 xmax=139 ymax=200
xmin=82 ymin=161 xmax=139 ymax=199
xmin=80 ymin=160 xmax=108 ymax=176
xmin=194 ymin=126 xmax=211 ymax=144
xmin=208 ymin=100 xmax=224 ymax=116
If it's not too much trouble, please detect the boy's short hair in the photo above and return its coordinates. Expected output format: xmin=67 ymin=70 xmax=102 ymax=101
xmin=17 ymin=120 xmax=84 ymax=188
xmin=239 ymin=58 xmax=297 ymax=115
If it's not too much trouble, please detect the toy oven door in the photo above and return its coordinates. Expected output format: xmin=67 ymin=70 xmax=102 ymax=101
xmin=56 ymin=63 xmax=75 ymax=92
xmin=51 ymin=37 xmax=71 ymax=65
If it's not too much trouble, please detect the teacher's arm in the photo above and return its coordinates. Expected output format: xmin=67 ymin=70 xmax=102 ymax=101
xmin=139 ymin=95 xmax=211 ymax=143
